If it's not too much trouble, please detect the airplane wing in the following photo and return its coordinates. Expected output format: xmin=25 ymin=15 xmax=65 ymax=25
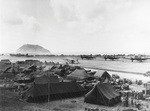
xmin=123 ymin=57 xmax=132 ymax=60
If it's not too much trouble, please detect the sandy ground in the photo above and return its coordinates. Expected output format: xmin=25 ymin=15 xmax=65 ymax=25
xmin=0 ymin=89 xmax=139 ymax=111
xmin=1 ymin=87 xmax=150 ymax=111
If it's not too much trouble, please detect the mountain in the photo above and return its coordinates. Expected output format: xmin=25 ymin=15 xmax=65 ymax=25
xmin=16 ymin=44 xmax=51 ymax=55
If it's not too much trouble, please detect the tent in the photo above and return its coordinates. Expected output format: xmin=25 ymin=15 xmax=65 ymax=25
xmin=22 ymin=80 xmax=86 ymax=102
xmin=0 ymin=66 xmax=17 ymax=79
xmin=67 ymin=69 xmax=89 ymax=80
xmin=94 ymin=70 xmax=111 ymax=82
xmin=40 ymin=71 xmax=55 ymax=76
xmin=84 ymin=83 xmax=121 ymax=106
xmin=0 ymin=59 xmax=11 ymax=64
xmin=27 ymin=65 xmax=37 ymax=71
xmin=22 ymin=65 xmax=37 ymax=74
xmin=14 ymin=76 xmax=34 ymax=83
xmin=0 ymin=63 xmax=11 ymax=72
xmin=3 ymin=66 xmax=17 ymax=74
xmin=25 ymin=60 xmax=41 ymax=65
xmin=123 ymin=109 xmax=137 ymax=111
xmin=53 ymin=68 xmax=66 ymax=77
xmin=0 ymin=72 xmax=15 ymax=79
xmin=42 ymin=65 xmax=54 ymax=71
xmin=34 ymin=75 xmax=60 ymax=84
xmin=144 ymin=82 xmax=150 ymax=90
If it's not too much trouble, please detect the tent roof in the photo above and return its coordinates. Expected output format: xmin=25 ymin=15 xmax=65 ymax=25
xmin=28 ymin=65 xmax=36 ymax=70
xmin=0 ymin=66 xmax=17 ymax=78
xmin=3 ymin=67 xmax=11 ymax=73
xmin=3 ymin=66 xmax=17 ymax=73
xmin=23 ymin=65 xmax=36 ymax=72
xmin=23 ymin=81 xmax=86 ymax=101
xmin=94 ymin=70 xmax=111 ymax=79
xmin=96 ymin=83 xmax=120 ymax=100
xmin=43 ymin=65 xmax=54 ymax=71
xmin=34 ymin=75 xmax=59 ymax=84
xmin=40 ymin=71 xmax=55 ymax=76
xmin=53 ymin=68 xmax=63 ymax=73
xmin=0 ymin=64 xmax=11 ymax=72
xmin=85 ymin=83 xmax=120 ymax=106
xmin=67 ymin=69 xmax=89 ymax=80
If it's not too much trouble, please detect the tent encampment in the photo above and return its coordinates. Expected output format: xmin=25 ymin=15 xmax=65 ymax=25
xmin=67 ymin=69 xmax=89 ymax=80
xmin=84 ymin=83 xmax=121 ymax=106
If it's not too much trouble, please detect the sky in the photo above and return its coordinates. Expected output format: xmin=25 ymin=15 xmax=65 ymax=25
xmin=0 ymin=0 xmax=150 ymax=55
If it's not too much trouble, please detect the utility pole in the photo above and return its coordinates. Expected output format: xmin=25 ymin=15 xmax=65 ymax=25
xmin=47 ymin=71 xmax=50 ymax=103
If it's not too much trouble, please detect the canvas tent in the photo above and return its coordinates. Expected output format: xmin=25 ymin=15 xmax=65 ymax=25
xmin=0 ymin=59 xmax=11 ymax=64
xmin=0 ymin=66 xmax=17 ymax=79
xmin=22 ymin=76 xmax=85 ymax=102
xmin=15 ymin=76 xmax=34 ymax=83
xmin=0 ymin=63 xmax=11 ymax=72
xmin=34 ymin=75 xmax=60 ymax=84
xmin=22 ymin=65 xmax=37 ymax=74
xmin=67 ymin=69 xmax=89 ymax=80
xmin=52 ymin=68 xmax=66 ymax=77
xmin=40 ymin=71 xmax=55 ymax=76
xmin=3 ymin=66 xmax=17 ymax=74
xmin=42 ymin=65 xmax=54 ymax=71
xmin=123 ymin=109 xmax=137 ymax=111
xmin=84 ymin=83 xmax=121 ymax=106
xmin=94 ymin=70 xmax=111 ymax=82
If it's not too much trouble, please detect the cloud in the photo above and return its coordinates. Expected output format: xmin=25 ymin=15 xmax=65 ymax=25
xmin=50 ymin=0 xmax=133 ymax=34
xmin=2 ymin=17 xmax=23 ymax=25
xmin=0 ymin=0 xmax=40 ymax=31
xmin=50 ymin=0 xmax=132 ymax=21
xmin=50 ymin=0 xmax=101 ymax=22
xmin=21 ymin=15 xmax=40 ymax=32
xmin=0 ymin=0 xmax=22 ymax=24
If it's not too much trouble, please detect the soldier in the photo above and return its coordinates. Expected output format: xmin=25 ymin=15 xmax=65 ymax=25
xmin=125 ymin=93 xmax=128 ymax=107
xmin=121 ymin=92 xmax=126 ymax=107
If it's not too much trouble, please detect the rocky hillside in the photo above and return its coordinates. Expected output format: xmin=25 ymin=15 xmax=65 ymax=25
xmin=16 ymin=44 xmax=51 ymax=55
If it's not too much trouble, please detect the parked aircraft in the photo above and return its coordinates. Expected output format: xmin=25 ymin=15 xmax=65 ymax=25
xmin=124 ymin=55 xmax=150 ymax=62
xmin=103 ymin=55 xmax=120 ymax=61
xmin=80 ymin=55 xmax=96 ymax=60
xmin=64 ymin=57 xmax=79 ymax=64
xmin=144 ymin=71 xmax=150 ymax=77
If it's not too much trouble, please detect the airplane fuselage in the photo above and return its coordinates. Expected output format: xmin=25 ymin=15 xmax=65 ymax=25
xmin=104 ymin=55 xmax=119 ymax=61
xmin=131 ymin=56 xmax=148 ymax=62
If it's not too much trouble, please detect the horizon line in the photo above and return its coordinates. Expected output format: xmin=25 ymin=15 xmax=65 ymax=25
xmin=1 ymin=52 xmax=150 ymax=55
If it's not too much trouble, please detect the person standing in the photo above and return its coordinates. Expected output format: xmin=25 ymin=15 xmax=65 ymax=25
xmin=125 ymin=93 xmax=128 ymax=107
xmin=121 ymin=93 xmax=126 ymax=107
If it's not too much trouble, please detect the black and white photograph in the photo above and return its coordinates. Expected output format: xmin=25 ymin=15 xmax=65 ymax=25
xmin=0 ymin=0 xmax=150 ymax=111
